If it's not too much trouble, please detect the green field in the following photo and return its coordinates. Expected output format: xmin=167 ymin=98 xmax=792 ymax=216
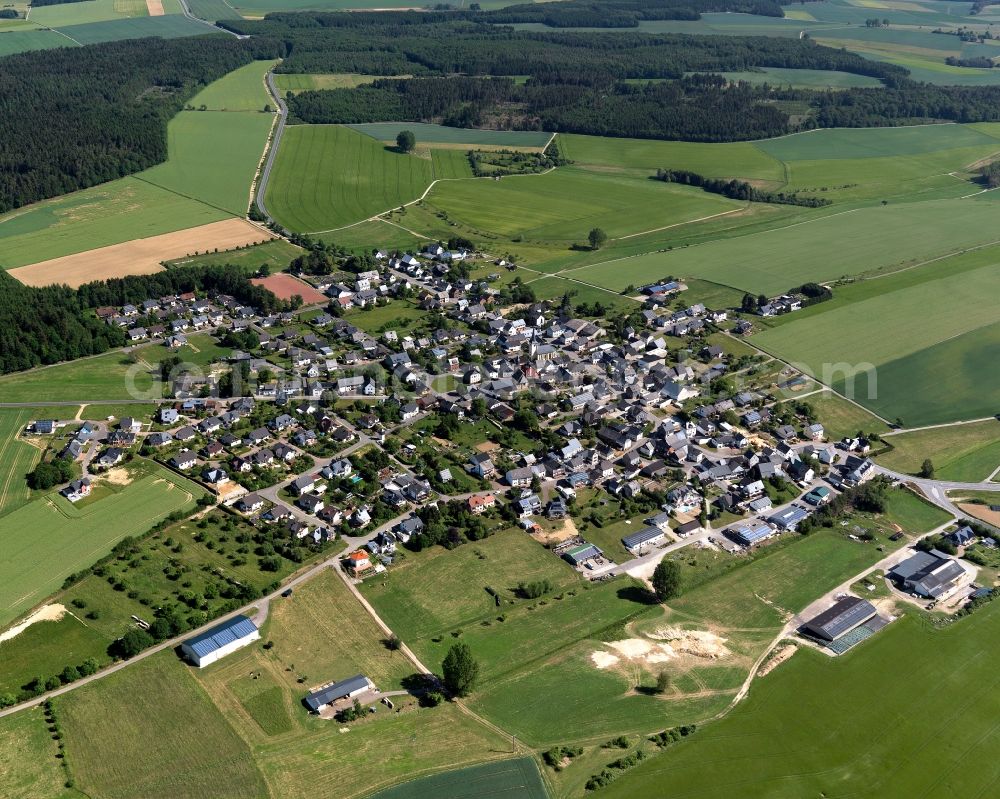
xmin=141 ymin=110 xmax=273 ymax=216
xmin=0 ymin=611 xmax=108 ymax=695
xmin=0 ymin=708 xmax=79 ymax=799
xmin=0 ymin=351 xmax=155 ymax=402
xmin=186 ymin=59 xmax=275 ymax=112
xmin=350 ymin=122 xmax=552 ymax=148
xmin=60 ymin=653 xmax=269 ymax=799
xmin=567 ymin=195 xmax=1000 ymax=296
xmin=369 ymin=758 xmax=548 ymax=799
xmin=0 ymin=409 xmax=42 ymax=517
xmin=804 ymin=390 xmax=890 ymax=439
xmin=166 ymin=237 xmax=302 ymax=271
xmin=274 ymin=73 xmax=403 ymax=93
xmin=878 ymin=420 xmax=1000 ymax=481
xmin=0 ymin=460 xmax=202 ymax=627
xmin=267 ymin=124 xmax=460 ymax=232
xmin=600 ymin=603 xmax=1000 ymax=798
xmin=361 ymin=529 xmax=582 ymax=642
xmin=185 ymin=0 xmax=243 ymax=20
xmin=754 ymin=248 xmax=1000 ymax=425
xmin=265 ymin=569 xmax=414 ymax=693
xmin=558 ymin=133 xmax=785 ymax=182
xmin=425 ymin=166 xmax=741 ymax=243
xmin=28 ymin=0 xmax=149 ymax=28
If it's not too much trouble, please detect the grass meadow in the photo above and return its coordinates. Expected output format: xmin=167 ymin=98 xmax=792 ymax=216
xmin=599 ymin=603 xmax=1000 ymax=798
xmin=350 ymin=122 xmax=551 ymax=148
xmin=60 ymin=653 xmax=269 ymax=799
xmin=0 ymin=461 xmax=202 ymax=627
xmin=0 ymin=351 xmax=155 ymax=402
xmin=267 ymin=125 xmax=447 ymax=232
xmin=714 ymin=67 xmax=882 ymax=89
xmin=425 ymin=167 xmax=741 ymax=243
xmin=185 ymin=59 xmax=275 ymax=112
xmin=753 ymin=247 xmax=1000 ymax=425
xmin=0 ymin=707 xmax=78 ymax=799
xmin=274 ymin=73 xmax=403 ymax=93
xmin=878 ymin=420 xmax=1000 ymax=481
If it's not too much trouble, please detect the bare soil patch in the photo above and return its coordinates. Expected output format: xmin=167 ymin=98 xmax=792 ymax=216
xmin=590 ymin=629 xmax=730 ymax=671
xmin=250 ymin=273 xmax=327 ymax=304
xmin=533 ymin=516 xmax=579 ymax=546
xmin=100 ymin=468 xmax=133 ymax=487
xmin=958 ymin=502 xmax=1000 ymax=527
xmin=146 ymin=0 xmax=164 ymax=14
xmin=474 ymin=440 xmax=500 ymax=453
xmin=9 ymin=219 xmax=272 ymax=288
xmin=0 ymin=603 xmax=67 ymax=643
xmin=758 ymin=643 xmax=796 ymax=677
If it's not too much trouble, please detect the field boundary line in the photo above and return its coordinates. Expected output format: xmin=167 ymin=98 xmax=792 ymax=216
xmin=305 ymin=168 xmax=556 ymax=235
xmin=612 ymin=206 xmax=746 ymax=241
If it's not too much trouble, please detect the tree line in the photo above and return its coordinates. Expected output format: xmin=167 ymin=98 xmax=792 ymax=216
xmin=654 ymin=167 xmax=832 ymax=206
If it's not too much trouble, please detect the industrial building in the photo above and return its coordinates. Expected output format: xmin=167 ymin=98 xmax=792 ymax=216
xmin=180 ymin=615 xmax=260 ymax=668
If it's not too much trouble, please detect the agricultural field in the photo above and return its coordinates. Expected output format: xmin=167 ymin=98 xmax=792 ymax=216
xmin=753 ymin=247 xmax=1000 ymax=426
xmin=28 ymin=0 xmax=151 ymax=28
xmin=266 ymin=125 xmax=463 ymax=232
xmin=275 ymin=73 xmax=406 ymax=93
xmin=165 ymin=238 xmax=302 ymax=272
xmin=60 ymin=653 xmax=269 ymax=799
xmin=186 ymin=59 xmax=275 ymax=112
xmin=10 ymin=218 xmax=271 ymax=288
xmin=350 ymin=122 xmax=552 ymax=149
xmin=0 ymin=707 xmax=77 ymax=799
xmin=877 ymin=420 xmax=1000 ymax=481
xmin=185 ymin=0 xmax=243 ymax=19
xmin=424 ymin=166 xmax=742 ymax=243
xmin=0 ymin=409 xmax=42 ymax=517
xmin=599 ymin=603 xmax=1000 ymax=798
xmin=369 ymin=758 xmax=548 ymax=799
xmin=0 ymin=459 xmax=203 ymax=627
xmin=0 ymin=350 xmax=156 ymax=403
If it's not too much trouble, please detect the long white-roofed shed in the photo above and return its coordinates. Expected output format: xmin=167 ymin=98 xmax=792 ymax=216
xmin=181 ymin=615 xmax=260 ymax=668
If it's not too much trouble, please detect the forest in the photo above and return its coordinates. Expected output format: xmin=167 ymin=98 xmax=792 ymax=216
xmin=0 ymin=267 xmax=283 ymax=375
xmin=0 ymin=37 xmax=258 ymax=213
xmin=483 ymin=0 xmax=785 ymax=27
xmin=234 ymin=17 xmax=903 ymax=83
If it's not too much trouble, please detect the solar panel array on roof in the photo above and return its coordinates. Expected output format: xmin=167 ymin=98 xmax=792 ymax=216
xmin=803 ymin=596 xmax=877 ymax=641
xmin=183 ymin=615 xmax=258 ymax=659
xmin=731 ymin=520 xmax=773 ymax=545
xmin=622 ymin=526 xmax=664 ymax=550
xmin=563 ymin=544 xmax=602 ymax=565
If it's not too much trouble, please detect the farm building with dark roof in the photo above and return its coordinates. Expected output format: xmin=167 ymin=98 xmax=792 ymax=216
xmin=802 ymin=596 xmax=877 ymax=642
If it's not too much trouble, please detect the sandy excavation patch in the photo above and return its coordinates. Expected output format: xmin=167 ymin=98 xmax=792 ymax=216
xmin=146 ymin=0 xmax=164 ymax=14
xmin=100 ymin=467 xmax=133 ymax=487
xmin=591 ymin=629 xmax=730 ymax=670
xmin=9 ymin=219 xmax=274 ymax=289
xmin=533 ymin=516 xmax=579 ymax=546
xmin=0 ymin=603 xmax=67 ymax=644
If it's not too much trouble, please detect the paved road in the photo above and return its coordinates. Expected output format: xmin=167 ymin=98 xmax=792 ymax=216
xmin=254 ymin=69 xmax=288 ymax=225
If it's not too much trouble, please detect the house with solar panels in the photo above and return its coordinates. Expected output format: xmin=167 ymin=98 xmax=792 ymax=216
xmin=180 ymin=615 xmax=260 ymax=668
xmin=729 ymin=519 xmax=775 ymax=547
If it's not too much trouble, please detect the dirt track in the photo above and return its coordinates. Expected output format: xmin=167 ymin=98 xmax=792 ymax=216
xmin=9 ymin=219 xmax=273 ymax=288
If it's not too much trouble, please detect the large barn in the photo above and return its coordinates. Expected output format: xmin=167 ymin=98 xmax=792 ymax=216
xmin=802 ymin=596 xmax=878 ymax=642
xmin=180 ymin=615 xmax=260 ymax=668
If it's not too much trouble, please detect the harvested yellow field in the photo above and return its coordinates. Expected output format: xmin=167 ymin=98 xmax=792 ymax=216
xmin=9 ymin=219 xmax=274 ymax=288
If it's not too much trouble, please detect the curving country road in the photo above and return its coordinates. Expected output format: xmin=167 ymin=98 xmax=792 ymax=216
xmin=254 ymin=69 xmax=288 ymax=226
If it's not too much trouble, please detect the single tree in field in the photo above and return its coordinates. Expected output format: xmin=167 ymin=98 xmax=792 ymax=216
xmin=396 ymin=130 xmax=416 ymax=153
xmin=655 ymin=670 xmax=671 ymax=694
xmin=651 ymin=559 xmax=682 ymax=602
xmin=919 ymin=459 xmax=934 ymax=478
xmin=588 ymin=227 xmax=607 ymax=250
xmin=442 ymin=643 xmax=479 ymax=697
